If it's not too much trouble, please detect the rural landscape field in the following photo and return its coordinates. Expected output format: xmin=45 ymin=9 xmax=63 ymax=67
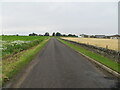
xmin=1 ymin=0 xmax=120 ymax=89
xmin=61 ymin=37 xmax=119 ymax=51
xmin=1 ymin=36 xmax=48 ymax=58
xmin=1 ymin=35 xmax=120 ymax=88
xmin=1 ymin=36 xmax=49 ymax=86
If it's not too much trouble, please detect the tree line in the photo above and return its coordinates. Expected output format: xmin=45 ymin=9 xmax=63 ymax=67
xmin=29 ymin=32 xmax=78 ymax=37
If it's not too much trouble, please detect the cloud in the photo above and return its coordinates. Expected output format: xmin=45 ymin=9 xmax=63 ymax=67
xmin=3 ymin=24 xmax=62 ymax=35
xmin=1 ymin=2 xmax=118 ymax=35
xmin=1 ymin=0 xmax=119 ymax=2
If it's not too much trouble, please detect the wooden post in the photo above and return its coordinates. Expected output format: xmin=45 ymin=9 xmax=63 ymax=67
xmin=106 ymin=45 xmax=108 ymax=49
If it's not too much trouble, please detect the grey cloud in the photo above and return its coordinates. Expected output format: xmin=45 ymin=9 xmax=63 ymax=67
xmin=2 ymin=2 xmax=118 ymax=35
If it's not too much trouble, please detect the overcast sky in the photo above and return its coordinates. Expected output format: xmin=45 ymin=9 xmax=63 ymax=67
xmin=1 ymin=1 xmax=119 ymax=35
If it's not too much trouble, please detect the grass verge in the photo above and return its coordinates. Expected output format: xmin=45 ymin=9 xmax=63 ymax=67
xmin=58 ymin=38 xmax=120 ymax=73
xmin=2 ymin=38 xmax=50 ymax=86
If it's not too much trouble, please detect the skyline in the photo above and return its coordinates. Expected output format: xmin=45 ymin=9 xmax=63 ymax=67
xmin=1 ymin=1 xmax=118 ymax=35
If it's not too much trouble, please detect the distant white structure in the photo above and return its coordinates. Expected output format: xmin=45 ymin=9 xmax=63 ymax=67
xmin=78 ymin=35 xmax=82 ymax=38
xmin=95 ymin=35 xmax=105 ymax=38
xmin=110 ymin=35 xmax=120 ymax=39
xmin=79 ymin=34 xmax=120 ymax=39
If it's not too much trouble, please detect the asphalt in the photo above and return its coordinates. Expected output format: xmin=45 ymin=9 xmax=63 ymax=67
xmin=6 ymin=37 xmax=117 ymax=88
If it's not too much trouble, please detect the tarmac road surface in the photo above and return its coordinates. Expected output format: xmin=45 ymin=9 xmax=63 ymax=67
xmin=6 ymin=37 xmax=117 ymax=88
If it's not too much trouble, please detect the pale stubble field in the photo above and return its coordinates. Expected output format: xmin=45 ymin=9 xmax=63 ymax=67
xmin=61 ymin=37 xmax=119 ymax=51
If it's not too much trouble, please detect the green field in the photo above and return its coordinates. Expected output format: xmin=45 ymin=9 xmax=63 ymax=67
xmin=1 ymin=36 xmax=48 ymax=58
xmin=1 ymin=36 xmax=50 ymax=86
xmin=2 ymin=36 xmax=46 ymax=41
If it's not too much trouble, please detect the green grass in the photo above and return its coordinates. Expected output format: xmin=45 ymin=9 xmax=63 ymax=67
xmin=58 ymin=38 xmax=120 ymax=73
xmin=2 ymin=36 xmax=48 ymax=58
xmin=2 ymin=36 xmax=47 ymax=41
xmin=2 ymin=38 xmax=50 ymax=85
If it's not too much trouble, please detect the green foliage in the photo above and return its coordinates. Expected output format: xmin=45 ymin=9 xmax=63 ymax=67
xmin=56 ymin=32 xmax=61 ymax=36
xmin=29 ymin=33 xmax=38 ymax=36
xmin=44 ymin=32 xmax=49 ymax=36
xmin=2 ymin=38 xmax=50 ymax=85
xmin=2 ymin=36 xmax=48 ymax=58
xmin=2 ymin=36 xmax=46 ymax=41
xmin=52 ymin=32 xmax=55 ymax=36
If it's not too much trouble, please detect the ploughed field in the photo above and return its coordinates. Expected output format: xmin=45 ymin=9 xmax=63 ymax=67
xmin=61 ymin=37 xmax=119 ymax=51
xmin=1 ymin=36 xmax=48 ymax=58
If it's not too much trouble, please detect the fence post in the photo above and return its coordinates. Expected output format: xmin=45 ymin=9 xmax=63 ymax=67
xmin=106 ymin=45 xmax=108 ymax=49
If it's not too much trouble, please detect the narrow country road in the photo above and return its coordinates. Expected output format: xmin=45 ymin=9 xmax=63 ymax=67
xmin=6 ymin=37 xmax=117 ymax=88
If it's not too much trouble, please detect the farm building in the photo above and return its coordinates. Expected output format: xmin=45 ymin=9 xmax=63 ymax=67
xmin=110 ymin=35 xmax=120 ymax=39
xmin=95 ymin=35 xmax=106 ymax=38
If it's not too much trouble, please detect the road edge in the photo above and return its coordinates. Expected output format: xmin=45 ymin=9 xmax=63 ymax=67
xmin=57 ymin=38 xmax=120 ymax=78
xmin=3 ymin=38 xmax=51 ymax=88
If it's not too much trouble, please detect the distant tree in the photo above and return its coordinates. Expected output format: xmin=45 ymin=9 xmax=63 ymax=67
xmin=39 ymin=34 xmax=43 ymax=36
xmin=52 ymin=32 xmax=56 ymax=36
xmin=90 ymin=35 xmax=95 ymax=38
xmin=56 ymin=32 xmax=61 ymax=36
xmin=29 ymin=33 xmax=38 ymax=36
xmin=80 ymin=34 xmax=88 ymax=38
xmin=44 ymin=32 xmax=49 ymax=36
xmin=62 ymin=34 xmax=67 ymax=37
xmin=68 ymin=34 xmax=78 ymax=37
xmin=73 ymin=34 xmax=78 ymax=37
xmin=68 ymin=34 xmax=72 ymax=37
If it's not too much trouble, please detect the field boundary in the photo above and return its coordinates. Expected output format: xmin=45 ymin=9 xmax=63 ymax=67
xmin=2 ymin=38 xmax=50 ymax=86
xmin=58 ymin=38 xmax=120 ymax=78
xmin=61 ymin=38 xmax=119 ymax=63
xmin=4 ymin=38 xmax=51 ymax=88
xmin=77 ymin=50 xmax=120 ymax=77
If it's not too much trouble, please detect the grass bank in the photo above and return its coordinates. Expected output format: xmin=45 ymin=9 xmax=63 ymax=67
xmin=58 ymin=38 xmax=120 ymax=73
xmin=2 ymin=38 xmax=50 ymax=85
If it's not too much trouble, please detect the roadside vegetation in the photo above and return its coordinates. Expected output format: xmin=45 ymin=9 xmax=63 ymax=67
xmin=58 ymin=38 xmax=120 ymax=73
xmin=1 ymin=36 xmax=50 ymax=86
xmin=1 ymin=36 xmax=49 ymax=58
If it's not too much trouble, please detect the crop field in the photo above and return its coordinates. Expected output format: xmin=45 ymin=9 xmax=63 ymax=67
xmin=61 ymin=37 xmax=119 ymax=51
xmin=58 ymin=38 xmax=120 ymax=73
xmin=1 ymin=36 xmax=49 ymax=85
xmin=1 ymin=36 xmax=48 ymax=58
